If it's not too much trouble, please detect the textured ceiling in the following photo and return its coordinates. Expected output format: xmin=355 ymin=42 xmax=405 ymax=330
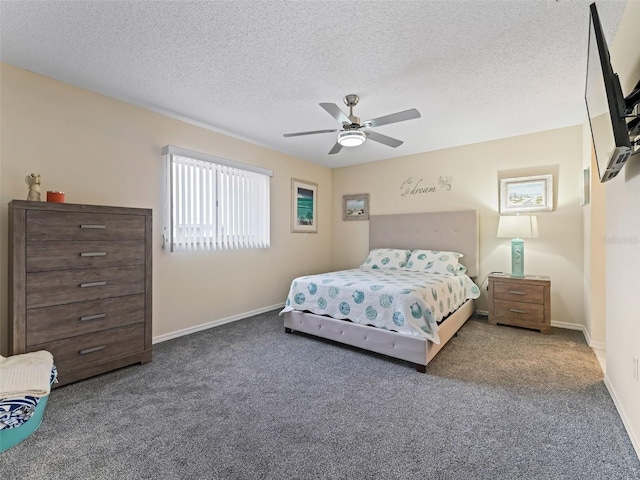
xmin=0 ymin=0 xmax=628 ymax=168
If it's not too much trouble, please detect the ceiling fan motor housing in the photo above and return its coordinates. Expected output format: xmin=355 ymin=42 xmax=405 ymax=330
xmin=344 ymin=94 xmax=359 ymax=107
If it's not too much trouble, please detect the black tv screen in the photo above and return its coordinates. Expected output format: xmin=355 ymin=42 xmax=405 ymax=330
xmin=585 ymin=2 xmax=632 ymax=183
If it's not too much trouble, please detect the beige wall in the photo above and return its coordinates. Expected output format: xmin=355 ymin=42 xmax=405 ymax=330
xmin=0 ymin=64 xmax=333 ymax=354
xmin=332 ymin=126 xmax=585 ymax=326
xmin=605 ymin=0 xmax=640 ymax=457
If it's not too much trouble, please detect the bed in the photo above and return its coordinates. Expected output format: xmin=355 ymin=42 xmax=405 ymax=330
xmin=281 ymin=210 xmax=480 ymax=372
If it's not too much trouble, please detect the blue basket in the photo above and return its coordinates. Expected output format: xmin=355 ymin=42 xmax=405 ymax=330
xmin=0 ymin=394 xmax=50 ymax=452
xmin=0 ymin=365 xmax=56 ymax=453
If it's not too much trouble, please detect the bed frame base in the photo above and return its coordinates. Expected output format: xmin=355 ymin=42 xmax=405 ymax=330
xmin=283 ymin=299 xmax=474 ymax=372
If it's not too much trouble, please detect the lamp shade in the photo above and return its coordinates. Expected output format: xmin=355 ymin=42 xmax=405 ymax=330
xmin=497 ymin=215 xmax=539 ymax=239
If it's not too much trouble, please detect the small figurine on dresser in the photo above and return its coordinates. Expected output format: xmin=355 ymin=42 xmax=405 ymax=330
xmin=25 ymin=173 xmax=41 ymax=201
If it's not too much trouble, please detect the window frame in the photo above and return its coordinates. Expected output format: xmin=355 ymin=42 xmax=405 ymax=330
xmin=162 ymin=145 xmax=273 ymax=252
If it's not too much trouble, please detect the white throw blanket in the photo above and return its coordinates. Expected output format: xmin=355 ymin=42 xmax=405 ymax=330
xmin=0 ymin=350 xmax=54 ymax=399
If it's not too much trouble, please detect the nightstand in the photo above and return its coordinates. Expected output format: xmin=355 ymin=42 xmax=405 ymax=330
xmin=488 ymin=274 xmax=551 ymax=334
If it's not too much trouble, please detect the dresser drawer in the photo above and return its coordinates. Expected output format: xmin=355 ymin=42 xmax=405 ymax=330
xmin=26 ymin=265 xmax=145 ymax=308
xmin=26 ymin=240 xmax=145 ymax=272
xmin=27 ymin=294 xmax=145 ymax=346
xmin=493 ymin=281 xmax=544 ymax=304
xmin=27 ymin=211 xmax=145 ymax=242
xmin=27 ymin=323 xmax=145 ymax=373
xmin=494 ymin=299 xmax=545 ymax=324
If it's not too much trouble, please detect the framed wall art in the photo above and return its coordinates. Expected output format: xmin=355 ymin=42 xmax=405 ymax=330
xmin=342 ymin=193 xmax=370 ymax=221
xmin=291 ymin=178 xmax=317 ymax=233
xmin=499 ymin=174 xmax=553 ymax=213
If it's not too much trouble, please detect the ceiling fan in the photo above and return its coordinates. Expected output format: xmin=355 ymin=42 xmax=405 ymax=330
xmin=283 ymin=94 xmax=421 ymax=155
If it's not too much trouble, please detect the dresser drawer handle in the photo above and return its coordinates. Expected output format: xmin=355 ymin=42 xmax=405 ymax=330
xmin=79 ymin=313 xmax=106 ymax=321
xmin=80 ymin=224 xmax=106 ymax=229
xmin=79 ymin=345 xmax=105 ymax=355
xmin=508 ymin=290 xmax=527 ymax=295
xmin=80 ymin=281 xmax=107 ymax=288
xmin=80 ymin=252 xmax=107 ymax=257
xmin=509 ymin=308 xmax=528 ymax=314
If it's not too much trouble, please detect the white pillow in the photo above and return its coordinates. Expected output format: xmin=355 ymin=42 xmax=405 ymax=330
xmin=404 ymin=249 xmax=466 ymax=276
xmin=361 ymin=248 xmax=411 ymax=270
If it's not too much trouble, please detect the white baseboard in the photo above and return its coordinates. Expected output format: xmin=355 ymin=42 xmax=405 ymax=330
xmin=477 ymin=313 xmax=607 ymax=356
xmin=152 ymin=303 xmax=285 ymax=344
xmin=590 ymin=339 xmax=607 ymax=351
xmin=550 ymin=319 xmax=583 ymax=331
xmin=603 ymin=374 xmax=640 ymax=460
xmin=551 ymin=320 xmax=607 ymax=350
xmin=477 ymin=313 xmax=596 ymax=340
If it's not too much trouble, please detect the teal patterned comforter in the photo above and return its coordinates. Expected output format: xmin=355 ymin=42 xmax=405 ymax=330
xmin=281 ymin=268 xmax=481 ymax=344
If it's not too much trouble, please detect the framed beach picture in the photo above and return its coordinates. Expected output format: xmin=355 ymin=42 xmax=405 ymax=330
xmin=499 ymin=174 xmax=553 ymax=213
xmin=291 ymin=178 xmax=317 ymax=233
xmin=342 ymin=193 xmax=370 ymax=221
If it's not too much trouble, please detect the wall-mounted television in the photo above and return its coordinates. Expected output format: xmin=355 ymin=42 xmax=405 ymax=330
xmin=584 ymin=2 xmax=640 ymax=183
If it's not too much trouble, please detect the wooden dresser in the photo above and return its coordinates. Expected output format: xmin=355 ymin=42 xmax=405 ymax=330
xmin=8 ymin=200 xmax=152 ymax=386
xmin=488 ymin=274 xmax=551 ymax=334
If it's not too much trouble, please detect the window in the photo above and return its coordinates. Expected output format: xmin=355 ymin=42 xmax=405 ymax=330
xmin=162 ymin=145 xmax=273 ymax=252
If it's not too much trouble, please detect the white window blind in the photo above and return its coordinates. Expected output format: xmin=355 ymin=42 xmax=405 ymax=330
xmin=162 ymin=145 xmax=273 ymax=252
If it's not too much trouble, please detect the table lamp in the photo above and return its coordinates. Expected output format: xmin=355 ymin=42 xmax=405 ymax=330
xmin=497 ymin=215 xmax=538 ymax=278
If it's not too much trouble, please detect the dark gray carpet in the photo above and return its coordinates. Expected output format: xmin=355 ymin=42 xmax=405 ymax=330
xmin=1 ymin=310 xmax=639 ymax=480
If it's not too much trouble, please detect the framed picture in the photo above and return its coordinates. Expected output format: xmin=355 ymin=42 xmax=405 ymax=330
xmin=291 ymin=178 xmax=317 ymax=233
xmin=499 ymin=174 xmax=553 ymax=213
xmin=581 ymin=168 xmax=590 ymax=206
xmin=342 ymin=193 xmax=370 ymax=221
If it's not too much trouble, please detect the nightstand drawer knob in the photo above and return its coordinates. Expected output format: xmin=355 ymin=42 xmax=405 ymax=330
xmin=509 ymin=308 xmax=528 ymax=314
xmin=508 ymin=290 xmax=527 ymax=295
xmin=80 ymin=252 xmax=107 ymax=257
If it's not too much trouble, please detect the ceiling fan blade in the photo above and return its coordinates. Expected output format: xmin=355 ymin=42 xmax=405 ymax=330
xmin=365 ymin=130 xmax=403 ymax=148
xmin=283 ymin=129 xmax=337 ymax=137
xmin=328 ymin=142 xmax=343 ymax=155
xmin=319 ymin=103 xmax=351 ymax=124
xmin=364 ymin=108 xmax=421 ymax=128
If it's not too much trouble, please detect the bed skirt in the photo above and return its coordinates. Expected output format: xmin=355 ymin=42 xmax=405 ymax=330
xmin=284 ymin=298 xmax=474 ymax=372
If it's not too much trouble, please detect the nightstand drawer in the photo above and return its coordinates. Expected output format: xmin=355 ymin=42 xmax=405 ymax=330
xmin=494 ymin=299 xmax=545 ymax=324
xmin=493 ymin=281 xmax=544 ymax=304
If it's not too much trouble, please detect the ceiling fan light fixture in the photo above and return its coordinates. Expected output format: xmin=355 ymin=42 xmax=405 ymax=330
xmin=337 ymin=130 xmax=366 ymax=147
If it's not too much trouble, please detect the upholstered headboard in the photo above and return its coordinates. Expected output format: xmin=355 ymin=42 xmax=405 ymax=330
xmin=369 ymin=210 xmax=479 ymax=278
